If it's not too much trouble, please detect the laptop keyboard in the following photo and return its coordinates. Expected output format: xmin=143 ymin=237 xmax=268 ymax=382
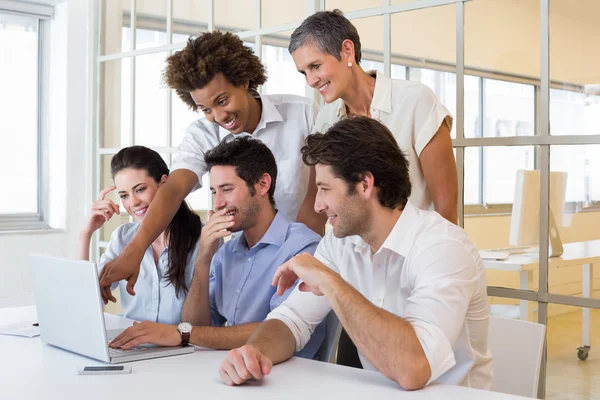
xmin=108 ymin=340 xmax=168 ymax=358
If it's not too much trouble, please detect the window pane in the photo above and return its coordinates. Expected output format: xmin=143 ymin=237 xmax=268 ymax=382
xmin=484 ymin=146 xmax=535 ymax=204
xmin=550 ymin=0 xmax=600 ymax=137
xmin=261 ymin=0 xmax=303 ymax=27
xmin=551 ymin=145 xmax=600 ymax=205
xmin=0 ymin=13 xmax=39 ymax=214
xmin=465 ymin=0 xmax=540 ymax=79
xmin=134 ymin=52 xmax=169 ymax=147
xmin=483 ymin=79 xmax=535 ymax=138
xmin=550 ymin=88 xmax=600 ymax=136
xmin=173 ymin=1 xmax=209 ymax=38
xmin=100 ymin=0 xmax=130 ymax=54
xmin=362 ymin=59 xmax=384 ymax=75
xmin=464 ymin=147 xmax=481 ymax=205
xmin=262 ymin=44 xmax=306 ymax=96
xmin=134 ymin=1 xmax=168 ymax=49
xmin=408 ymin=68 xmax=479 ymax=139
xmin=391 ymin=64 xmax=406 ymax=80
xmin=215 ymin=0 xmax=255 ymax=32
xmin=100 ymin=57 xmax=131 ymax=148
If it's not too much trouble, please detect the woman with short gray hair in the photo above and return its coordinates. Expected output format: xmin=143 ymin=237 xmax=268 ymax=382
xmin=289 ymin=9 xmax=458 ymax=224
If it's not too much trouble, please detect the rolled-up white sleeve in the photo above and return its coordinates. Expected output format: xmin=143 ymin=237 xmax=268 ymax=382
xmin=266 ymin=236 xmax=339 ymax=352
xmin=403 ymin=240 xmax=479 ymax=383
xmin=412 ymin=86 xmax=453 ymax=157
xmin=171 ymin=122 xmax=211 ymax=192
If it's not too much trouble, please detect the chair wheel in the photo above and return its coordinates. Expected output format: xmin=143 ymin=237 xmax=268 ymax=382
xmin=578 ymin=348 xmax=589 ymax=361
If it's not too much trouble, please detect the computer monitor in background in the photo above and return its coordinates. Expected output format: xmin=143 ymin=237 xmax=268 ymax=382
xmin=509 ymin=169 xmax=568 ymax=257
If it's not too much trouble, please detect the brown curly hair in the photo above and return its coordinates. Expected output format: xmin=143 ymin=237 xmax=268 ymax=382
xmin=163 ymin=31 xmax=267 ymax=112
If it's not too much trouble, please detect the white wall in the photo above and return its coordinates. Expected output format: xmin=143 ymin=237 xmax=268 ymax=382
xmin=0 ymin=0 xmax=91 ymax=308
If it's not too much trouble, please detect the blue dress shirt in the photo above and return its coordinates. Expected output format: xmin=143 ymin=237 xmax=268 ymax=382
xmin=209 ymin=212 xmax=325 ymax=359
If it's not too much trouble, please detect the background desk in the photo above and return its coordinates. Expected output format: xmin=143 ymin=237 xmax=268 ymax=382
xmin=0 ymin=306 xmax=527 ymax=400
xmin=483 ymin=240 xmax=600 ymax=360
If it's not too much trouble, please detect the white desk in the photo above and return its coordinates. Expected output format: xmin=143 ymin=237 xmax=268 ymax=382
xmin=0 ymin=306 xmax=527 ymax=400
xmin=483 ymin=240 xmax=600 ymax=360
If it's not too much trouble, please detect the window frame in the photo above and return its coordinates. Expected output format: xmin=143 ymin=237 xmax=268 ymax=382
xmin=0 ymin=11 xmax=51 ymax=232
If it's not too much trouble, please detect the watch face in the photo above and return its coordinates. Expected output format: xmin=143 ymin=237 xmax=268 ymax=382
xmin=178 ymin=322 xmax=192 ymax=333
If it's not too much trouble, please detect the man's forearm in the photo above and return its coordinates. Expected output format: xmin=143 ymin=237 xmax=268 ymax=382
xmin=322 ymin=276 xmax=431 ymax=389
xmin=247 ymin=319 xmax=297 ymax=365
xmin=190 ymin=323 xmax=261 ymax=349
xmin=182 ymin=265 xmax=211 ymax=325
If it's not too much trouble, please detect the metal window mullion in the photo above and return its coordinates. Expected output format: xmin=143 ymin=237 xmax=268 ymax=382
xmin=304 ymin=0 xmax=321 ymax=102
xmin=537 ymin=0 xmax=550 ymax=397
xmin=480 ymin=80 xmax=488 ymax=207
xmin=166 ymin=0 xmax=173 ymax=158
xmin=255 ymin=0 xmax=262 ymax=94
xmin=90 ymin=0 xmax=101 ymax=261
xmin=383 ymin=0 xmax=391 ymax=77
xmin=478 ymin=77 xmax=484 ymax=204
xmin=129 ymin=0 xmax=136 ymax=146
xmin=455 ymin=1 xmax=465 ymax=225
xmin=208 ymin=0 xmax=214 ymax=32
xmin=453 ymin=135 xmax=600 ymax=147
xmin=36 ymin=18 xmax=47 ymax=223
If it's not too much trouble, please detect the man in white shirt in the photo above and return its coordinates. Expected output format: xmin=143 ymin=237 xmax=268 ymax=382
xmin=98 ymin=31 xmax=326 ymax=302
xmin=218 ymin=117 xmax=493 ymax=390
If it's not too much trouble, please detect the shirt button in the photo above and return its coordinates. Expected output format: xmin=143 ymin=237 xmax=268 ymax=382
xmin=373 ymin=297 xmax=382 ymax=305
xmin=236 ymin=289 xmax=241 ymax=294
xmin=248 ymin=258 xmax=252 ymax=262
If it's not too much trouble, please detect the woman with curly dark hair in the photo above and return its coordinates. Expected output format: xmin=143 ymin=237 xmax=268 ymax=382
xmin=98 ymin=31 xmax=326 ymax=301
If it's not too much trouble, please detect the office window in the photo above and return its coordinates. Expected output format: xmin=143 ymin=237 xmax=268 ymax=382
xmin=262 ymin=44 xmax=305 ymax=96
xmin=0 ymin=13 xmax=44 ymax=227
xmin=483 ymin=78 xmax=534 ymax=138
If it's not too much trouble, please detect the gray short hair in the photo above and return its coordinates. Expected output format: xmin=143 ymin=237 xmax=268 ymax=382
xmin=288 ymin=9 xmax=362 ymax=63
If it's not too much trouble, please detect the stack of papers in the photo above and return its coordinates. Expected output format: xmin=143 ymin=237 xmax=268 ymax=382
xmin=0 ymin=322 xmax=40 ymax=338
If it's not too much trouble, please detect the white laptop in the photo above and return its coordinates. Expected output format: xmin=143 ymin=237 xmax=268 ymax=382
xmin=30 ymin=254 xmax=195 ymax=363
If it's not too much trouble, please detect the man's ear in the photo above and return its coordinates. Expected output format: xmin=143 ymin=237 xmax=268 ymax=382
xmin=257 ymin=172 xmax=272 ymax=197
xmin=358 ymin=172 xmax=375 ymax=199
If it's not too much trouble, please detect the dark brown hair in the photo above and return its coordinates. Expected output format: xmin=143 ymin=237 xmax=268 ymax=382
xmin=163 ymin=31 xmax=267 ymax=111
xmin=204 ymin=136 xmax=277 ymax=208
xmin=111 ymin=146 xmax=201 ymax=297
xmin=301 ymin=116 xmax=411 ymax=209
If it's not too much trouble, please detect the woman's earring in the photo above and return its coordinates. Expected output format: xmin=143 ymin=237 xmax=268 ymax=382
xmin=347 ymin=62 xmax=353 ymax=67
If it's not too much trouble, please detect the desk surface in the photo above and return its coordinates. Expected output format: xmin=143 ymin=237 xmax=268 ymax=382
xmin=0 ymin=306 xmax=527 ymax=400
xmin=483 ymin=240 xmax=600 ymax=271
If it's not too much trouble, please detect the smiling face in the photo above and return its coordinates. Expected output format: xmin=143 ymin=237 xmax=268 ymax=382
xmin=114 ymin=168 xmax=165 ymax=222
xmin=314 ymin=164 xmax=370 ymax=238
xmin=209 ymin=165 xmax=261 ymax=232
xmin=291 ymin=42 xmax=352 ymax=104
xmin=190 ymin=73 xmax=254 ymax=134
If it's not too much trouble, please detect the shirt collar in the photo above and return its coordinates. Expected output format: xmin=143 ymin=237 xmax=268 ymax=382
xmin=348 ymin=201 xmax=418 ymax=257
xmin=380 ymin=201 xmax=419 ymax=257
xmin=336 ymin=70 xmax=393 ymax=118
xmin=233 ymin=211 xmax=290 ymax=253
xmin=218 ymin=95 xmax=283 ymax=138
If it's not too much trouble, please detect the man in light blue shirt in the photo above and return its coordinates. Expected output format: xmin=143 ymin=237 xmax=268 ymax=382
xmin=110 ymin=137 xmax=325 ymax=359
